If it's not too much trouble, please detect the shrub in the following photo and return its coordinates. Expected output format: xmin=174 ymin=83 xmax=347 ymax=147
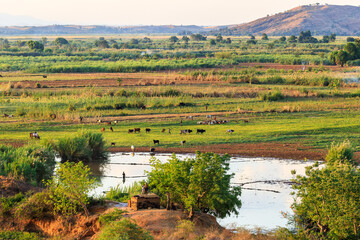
xmin=326 ymin=140 xmax=355 ymax=166
xmin=0 ymin=231 xmax=41 ymax=240
xmin=99 ymin=209 xmax=126 ymax=225
xmin=45 ymin=161 xmax=99 ymax=216
xmin=15 ymin=191 xmax=54 ymax=220
xmin=260 ymin=91 xmax=285 ymax=101
xmin=0 ymin=193 xmax=25 ymax=216
xmin=96 ymin=218 xmax=153 ymax=240
xmin=56 ymin=131 xmax=108 ymax=162
xmin=0 ymin=145 xmax=56 ymax=186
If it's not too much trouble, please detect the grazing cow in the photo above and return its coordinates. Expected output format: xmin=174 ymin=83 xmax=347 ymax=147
xmin=134 ymin=128 xmax=141 ymax=133
xmin=98 ymin=119 xmax=103 ymax=123
xmin=227 ymin=129 xmax=234 ymax=134
xmin=79 ymin=116 xmax=83 ymax=123
xmin=180 ymin=130 xmax=187 ymax=134
xmin=186 ymin=116 xmax=193 ymax=119
xmin=107 ymin=122 xmax=111 ymax=125
xmin=8 ymin=115 xmax=13 ymax=118
xmin=111 ymin=142 xmax=116 ymax=146
xmin=131 ymin=145 xmax=135 ymax=152
xmin=161 ymin=129 xmax=166 ymax=133
xmin=128 ymin=129 xmax=134 ymax=133
xmin=141 ymin=106 xmax=146 ymax=110
xmin=197 ymin=129 xmax=206 ymax=134
xmin=0 ymin=75 xmax=2 ymax=77
xmin=150 ymin=147 xmax=155 ymax=152
xmin=178 ymin=102 xmax=186 ymax=107
xmin=185 ymin=129 xmax=193 ymax=134
xmin=30 ymin=132 xmax=40 ymax=139
xmin=101 ymin=128 xmax=105 ymax=132
xmin=181 ymin=140 xmax=186 ymax=145
xmin=153 ymin=140 xmax=160 ymax=145
xmin=114 ymin=120 xmax=118 ymax=124
xmin=145 ymin=128 xmax=151 ymax=133
xmin=3 ymin=114 xmax=8 ymax=117
xmin=243 ymin=119 xmax=249 ymax=123
xmin=110 ymin=127 xmax=114 ymax=132
xmin=43 ymin=75 xmax=47 ymax=78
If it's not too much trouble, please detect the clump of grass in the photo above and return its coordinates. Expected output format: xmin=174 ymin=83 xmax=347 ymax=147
xmin=105 ymin=182 xmax=142 ymax=202
xmin=326 ymin=140 xmax=354 ymax=166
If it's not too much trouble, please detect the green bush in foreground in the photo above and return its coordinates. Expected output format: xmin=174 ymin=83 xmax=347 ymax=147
xmin=0 ymin=145 xmax=56 ymax=186
xmin=0 ymin=231 xmax=41 ymax=240
xmin=96 ymin=219 xmax=153 ymax=240
xmin=45 ymin=161 xmax=99 ymax=216
xmin=56 ymin=131 xmax=108 ymax=162
xmin=105 ymin=182 xmax=142 ymax=202
xmin=290 ymin=140 xmax=360 ymax=239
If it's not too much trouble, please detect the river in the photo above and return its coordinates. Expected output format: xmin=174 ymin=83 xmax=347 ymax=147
xmin=86 ymin=152 xmax=316 ymax=231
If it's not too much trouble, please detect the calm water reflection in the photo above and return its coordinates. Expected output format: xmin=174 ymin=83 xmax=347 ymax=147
xmin=86 ymin=152 xmax=316 ymax=230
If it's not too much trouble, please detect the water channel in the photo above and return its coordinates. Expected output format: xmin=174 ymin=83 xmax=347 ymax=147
xmin=86 ymin=152 xmax=316 ymax=230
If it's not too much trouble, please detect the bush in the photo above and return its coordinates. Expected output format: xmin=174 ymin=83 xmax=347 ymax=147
xmin=0 ymin=231 xmax=41 ymax=240
xmin=0 ymin=193 xmax=25 ymax=216
xmin=0 ymin=145 xmax=56 ymax=186
xmin=15 ymin=191 xmax=54 ymax=220
xmin=45 ymin=161 xmax=99 ymax=216
xmin=99 ymin=209 xmax=126 ymax=225
xmin=56 ymin=131 xmax=108 ymax=162
xmin=260 ymin=91 xmax=285 ymax=101
xmin=326 ymin=140 xmax=355 ymax=166
xmin=96 ymin=219 xmax=153 ymax=240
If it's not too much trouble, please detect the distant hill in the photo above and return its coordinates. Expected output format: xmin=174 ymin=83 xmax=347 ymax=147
xmin=0 ymin=24 xmax=212 ymax=35
xmin=212 ymin=5 xmax=360 ymax=36
xmin=0 ymin=13 xmax=52 ymax=26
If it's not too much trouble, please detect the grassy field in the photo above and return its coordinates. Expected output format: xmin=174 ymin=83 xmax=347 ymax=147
xmin=0 ymin=35 xmax=359 ymax=159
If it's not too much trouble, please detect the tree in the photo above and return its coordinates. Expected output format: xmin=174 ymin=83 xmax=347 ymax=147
xmin=298 ymin=31 xmax=318 ymax=43
xmin=347 ymin=37 xmax=355 ymax=42
xmin=279 ymin=36 xmax=286 ymax=42
xmin=147 ymin=152 xmax=241 ymax=219
xmin=343 ymin=42 xmax=360 ymax=60
xmin=190 ymin=34 xmax=207 ymax=41
xmin=322 ymin=35 xmax=330 ymax=43
xmin=142 ymin=37 xmax=151 ymax=43
xmin=209 ymin=39 xmax=216 ymax=46
xmin=41 ymin=37 xmax=48 ymax=46
xmin=169 ymin=36 xmax=179 ymax=43
xmin=225 ymin=37 xmax=231 ymax=44
xmin=95 ymin=39 xmax=110 ymax=48
xmin=335 ymin=50 xmax=349 ymax=67
xmin=54 ymin=37 xmax=69 ymax=46
xmin=0 ymin=38 xmax=10 ymax=49
xmin=287 ymin=35 xmax=297 ymax=43
xmin=261 ymin=33 xmax=269 ymax=40
xmin=291 ymin=141 xmax=360 ymax=239
xmin=26 ymin=40 xmax=44 ymax=52
xmin=45 ymin=161 xmax=99 ymax=216
xmin=216 ymin=34 xmax=223 ymax=43
xmin=329 ymin=33 xmax=336 ymax=42
xmin=250 ymin=35 xmax=255 ymax=40
xmin=182 ymin=36 xmax=190 ymax=43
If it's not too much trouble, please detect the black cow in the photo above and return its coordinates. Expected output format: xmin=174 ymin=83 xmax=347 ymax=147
xmin=153 ymin=140 xmax=160 ymax=145
xmin=197 ymin=129 xmax=206 ymax=134
xmin=145 ymin=128 xmax=151 ymax=133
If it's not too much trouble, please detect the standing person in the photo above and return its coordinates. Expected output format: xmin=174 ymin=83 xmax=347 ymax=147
xmin=144 ymin=182 xmax=149 ymax=194
xmin=180 ymin=119 xmax=183 ymax=126
xmin=205 ymin=105 xmax=208 ymax=111
xmin=122 ymin=172 xmax=126 ymax=183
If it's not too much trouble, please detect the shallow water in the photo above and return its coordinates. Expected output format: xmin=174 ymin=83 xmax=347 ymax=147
xmin=87 ymin=152 xmax=316 ymax=230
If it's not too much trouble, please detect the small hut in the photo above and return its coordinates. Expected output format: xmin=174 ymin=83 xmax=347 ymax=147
xmin=128 ymin=193 xmax=160 ymax=211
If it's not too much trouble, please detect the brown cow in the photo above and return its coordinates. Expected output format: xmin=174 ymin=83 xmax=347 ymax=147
xmin=134 ymin=128 xmax=141 ymax=133
xmin=30 ymin=132 xmax=40 ymax=139
xmin=101 ymin=128 xmax=105 ymax=132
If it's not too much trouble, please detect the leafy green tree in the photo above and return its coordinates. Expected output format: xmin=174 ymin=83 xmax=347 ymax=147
xmin=142 ymin=37 xmax=151 ymax=43
xmin=209 ymin=39 xmax=216 ymax=46
xmin=261 ymin=33 xmax=269 ymax=40
xmin=225 ymin=37 xmax=231 ymax=44
xmin=335 ymin=50 xmax=349 ymax=67
xmin=329 ymin=33 xmax=336 ymax=42
xmin=130 ymin=38 xmax=139 ymax=45
xmin=54 ymin=37 xmax=69 ymax=46
xmin=182 ymin=36 xmax=190 ymax=43
xmin=216 ymin=34 xmax=223 ymax=42
xmin=298 ymin=31 xmax=318 ymax=43
xmin=279 ymin=36 xmax=286 ymax=42
xmin=291 ymin=141 xmax=360 ymax=239
xmin=41 ymin=37 xmax=48 ymax=46
xmin=322 ymin=35 xmax=330 ymax=43
xmin=347 ymin=37 xmax=355 ymax=42
xmin=250 ymin=35 xmax=255 ymax=40
xmin=169 ymin=36 xmax=179 ymax=43
xmin=0 ymin=38 xmax=10 ymax=49
xmin=147 ymin=152 xmax=241 ymax=219
xmin=287 ymin=35 xmax=297 ymax=43
xmin=45 ymin=161 xmax=99 ymax=216
xmin=95 ymin=39 xmax=110 ymax=48
xmin=26 ymin=40 xmax=44 ymax=52
xmin=343 ymin=42 xmax=360 ymax=60
xmin=190 ymin=34 xmax=207 ymax=41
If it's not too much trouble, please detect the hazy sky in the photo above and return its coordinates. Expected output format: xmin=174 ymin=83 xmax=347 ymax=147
xmin=0 ymin=0 xmax=358 ymax=26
